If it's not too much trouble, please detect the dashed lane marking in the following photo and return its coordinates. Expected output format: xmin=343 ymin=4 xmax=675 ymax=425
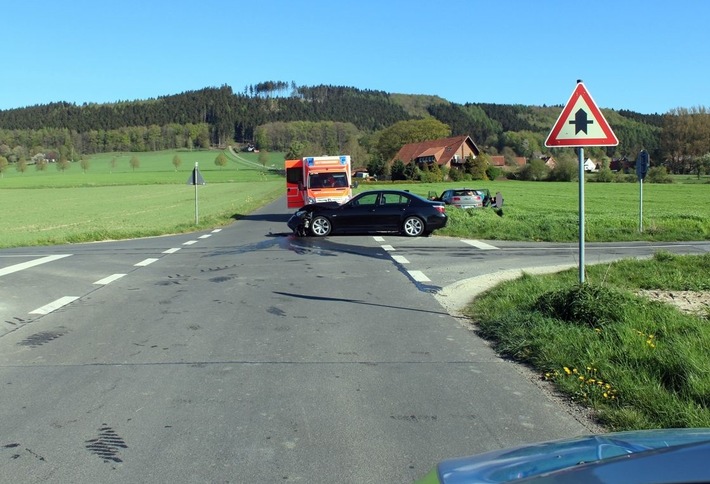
xmin=94 ymin=274 xmax=126 ymax=285
xmin=382 ymin=245 xmax=395 ymax=251
xmin=163 ymin=248 xmax=181 ymax=254
xmin=392 ymin=255 xmax=410 ymax=264
xmin=407 ymin=270 xmax=431 ymax=282
xmin=183 ymin=240 xmax=198 ymax=246
xmin=462 ymin=239 xmax=499 ymax=250
xmin=199 ymin=234 xmax=211 ymax=239
xmin=373 ymin=236 xmax=385 ymax=242
xmin=0 ymin=254 xmax=72 ymax=277
xmin=29 ymin=296 xmax=79 ymax=315
xmin=134 ymin=258 xmax=159 ymax=267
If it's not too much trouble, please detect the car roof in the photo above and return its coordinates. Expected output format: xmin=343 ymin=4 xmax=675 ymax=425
xmin=357 ymin=190 xmax=431 ymax=202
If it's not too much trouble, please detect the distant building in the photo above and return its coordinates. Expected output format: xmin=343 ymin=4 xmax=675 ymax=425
xmin=584 ymin=158 xmax=599 ymax=172
xmin=489 ymin=155 xmax=527 ymax=170
xmin=391 ymin=135 xmax=480 ymax=170
xmin=610 ymin=157 xmax=632 ymax=172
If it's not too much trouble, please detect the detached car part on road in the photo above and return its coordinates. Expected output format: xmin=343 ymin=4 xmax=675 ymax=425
xmin=288 ymin=189 xmax=447 ymax=237
xmin=416 ymin=427 xmax=710 ymax=484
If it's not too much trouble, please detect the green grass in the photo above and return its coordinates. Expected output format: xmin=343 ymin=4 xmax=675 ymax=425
xmin=0 ymin=149 xmax=286 ymax=187
xmin=465 ymin=251 xmax=710 ymax=430
xmin=357 ymin=180 xmax=710 ymax=242
xmin=0 ymin=149 xmax=286 ymax=247
xmin=0 ymin=182 xmax=284 ymax=247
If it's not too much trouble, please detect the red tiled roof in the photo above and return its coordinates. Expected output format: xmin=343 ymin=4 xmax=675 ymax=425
xmin=490 ymin=155 xmax=527 ymax=167
xmin=392 ymin=135 xmax=479 ymax=166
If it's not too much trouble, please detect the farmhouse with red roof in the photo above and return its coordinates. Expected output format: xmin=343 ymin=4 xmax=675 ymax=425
xmin=391 ymin=135 xmax=480 ymax=170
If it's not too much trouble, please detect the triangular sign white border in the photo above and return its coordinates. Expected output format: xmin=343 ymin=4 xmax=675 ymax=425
xmin=545 ymin=82 xmax=619 ymax=147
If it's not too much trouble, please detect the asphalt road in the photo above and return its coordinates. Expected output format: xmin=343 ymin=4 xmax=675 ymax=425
xmin=1 ymin=199 xmax=708 ymax=483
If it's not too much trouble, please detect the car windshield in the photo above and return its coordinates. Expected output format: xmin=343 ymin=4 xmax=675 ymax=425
xmin=309 ymin=172 xmax=348 ymax=188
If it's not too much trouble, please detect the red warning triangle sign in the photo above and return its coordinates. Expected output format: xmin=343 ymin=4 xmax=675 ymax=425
xmin=545 ymin=82 xmax=619 ymax=147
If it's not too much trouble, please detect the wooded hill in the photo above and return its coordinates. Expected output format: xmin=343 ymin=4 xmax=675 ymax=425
xmin=0 ymin=82 xmax=667 ymax=162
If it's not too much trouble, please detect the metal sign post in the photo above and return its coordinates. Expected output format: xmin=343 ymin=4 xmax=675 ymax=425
xmin=636 ymin=150 xmax=650 ymax=233
xmin=186 ymin=162 xmax=206 ymax=224
xmin=545 ymin=80 xmax=619 ymax=284
xmin=578 ymin=147 xmax=585 ymax=283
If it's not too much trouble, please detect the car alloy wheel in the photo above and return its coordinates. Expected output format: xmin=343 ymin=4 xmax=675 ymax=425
xmin=402 ymin=216 xmax=424 ymax=237
xmin=310 ymin=215 xmax=332 ymax=236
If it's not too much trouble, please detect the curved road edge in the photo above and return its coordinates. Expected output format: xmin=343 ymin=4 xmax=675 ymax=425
xmin=435 ymin=264 xmax=578 ymax=317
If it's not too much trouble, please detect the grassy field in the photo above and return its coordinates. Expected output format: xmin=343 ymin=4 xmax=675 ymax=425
xmin=0 ymin=148 xmax=287 ymax=187
xmin=0 ymin=149 xmax=286 ymax=247
xmin=3 ymin=153 xmax=708 ymax=246
xmin=466 ymin=251 xmax=710 ymax=430
xmin=358 ymin=180 xmax=710 ymax=242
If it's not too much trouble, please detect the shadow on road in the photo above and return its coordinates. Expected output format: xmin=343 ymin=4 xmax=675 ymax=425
xmin=273 ymin=291 xmax=449 ymax=316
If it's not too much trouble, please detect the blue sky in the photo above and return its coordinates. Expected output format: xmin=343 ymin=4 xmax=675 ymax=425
xmin=2 ymin=0 xmax=708 ymax=114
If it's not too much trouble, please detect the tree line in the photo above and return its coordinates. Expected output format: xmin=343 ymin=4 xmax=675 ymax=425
xmin=0 ymin=81 xmax=708 ymax=177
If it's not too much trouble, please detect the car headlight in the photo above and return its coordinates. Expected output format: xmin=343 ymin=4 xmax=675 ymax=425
xmin=294 ymin=210 xmax=307 ymax=217
xmin=307 ymin=196 xmax=316 ymax=204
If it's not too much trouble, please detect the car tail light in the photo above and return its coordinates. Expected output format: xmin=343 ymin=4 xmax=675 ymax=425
xmin=435 ymin=205 xmax=446 ymax=214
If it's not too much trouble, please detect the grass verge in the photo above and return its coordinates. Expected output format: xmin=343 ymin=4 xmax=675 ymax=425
xmin=464 ymin=251 xmax=710 ymax=430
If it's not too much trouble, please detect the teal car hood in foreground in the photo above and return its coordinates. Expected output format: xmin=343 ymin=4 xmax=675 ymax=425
xmin=416 ymin=428 xmax=710 ymax=484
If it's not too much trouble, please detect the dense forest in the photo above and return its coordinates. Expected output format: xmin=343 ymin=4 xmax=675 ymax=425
xmin=0 ymin=82 xmax=708 ymax=177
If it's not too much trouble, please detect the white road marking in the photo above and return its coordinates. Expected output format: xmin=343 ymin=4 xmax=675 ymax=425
xmin=0 ymin=254 xmax=72 ymax=277
xmin=163 ymin=248 xmax=181 ymax=254
xmin=212 ymin=229 xmax=222 ymax=233
xmin=462 ymin=239 xmax=499 ymax=250
xmin=392 ymin=255 xmax=410 ymax=264
xmin=381 ymin=245 xmax=395 ymax=251
xmin=183 ymin=240 xmax=198 ymax=246
xmin=408 ymin=270 xmax=431 ymax=282
xmin=94 ymin=274 xmax=126 ymax=285
xmin=135 ymin=258 xmax=159 ymax=267
xmin=30 ymin=296 xmax=79 ymax=315
xmin=373 ymin=236 xmax=385 ymax=242
xmin=199 ymin=234 xmax=211 ymax=239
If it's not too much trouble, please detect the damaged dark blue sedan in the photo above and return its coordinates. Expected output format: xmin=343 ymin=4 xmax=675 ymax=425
xmin=288 ymin=189 xmax=447 ymax=237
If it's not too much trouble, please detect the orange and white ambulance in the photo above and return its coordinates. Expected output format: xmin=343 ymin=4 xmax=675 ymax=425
xmin=285 ymin=155 xmax=353 ymax=209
